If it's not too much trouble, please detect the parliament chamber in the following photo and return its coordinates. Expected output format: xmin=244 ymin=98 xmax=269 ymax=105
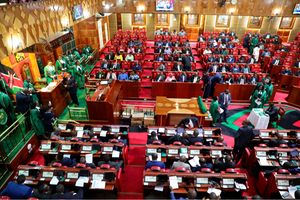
xmin=0 ymin=0 xmax=300 ymax=199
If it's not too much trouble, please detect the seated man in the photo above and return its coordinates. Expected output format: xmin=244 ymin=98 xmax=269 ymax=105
xmin=231 ymin=65 xmax=240 ymax=73
xmin=265 ymin=103 xmax=279 ymax=125
xmin=118 ymin=69 xmax=129 ymax=81
xmin=129 ymin=71 xmax=140 ymax=81
xmin=188 ymin=130 xmax=203 ymax=144
xmin=101 ymin=59 xmax=110 ymax=69
xmin=241 ymin=65 xmax=251 ymax=73
xmin=190 ymin=73 xmax=201 ymax=83
xmin=281 ymin=67 xmax=292 ymax=75
xmin=0 ymin=175 xmax=33 ymax=199
xmin=227 ymin=56 xmax=235 ymax=63
xmin=110 ymin=60 xmax=120 ymax=70
xmin=105 ymin=51 xmax=115 ymax=61
xmin=171 ymin=156 xmax=191 ymax=171
xmin=172 ymin=62 xmax=183 ymax=71
xmin=125 ymin=53 xmax=134 ymax=61
xmin=106 ymin=70 xmax=117 ymax=80
xmin=155 ymin=71 xmax=166 ymax=82
xmin=294 ymin=59 xmax=300 ymax=68
xmin=271 ymin=57 xmax=281 ymax=66
xmin=164 ymin=47 xmax=172 ymax=55
xmin=156 ymin=53 xmax=164 ymax=62
xmin=165 ymin=73 xmax=177 ymax=82
xmin=178 ymin=72 xmax=188 ymax=82
xmin=207 ymin=55 xmax=215 ymax=62
xmin=51 ymin=184 xmax=83 ymax=199
xmin=177 ymin=117 xmax=199 ymax=129
xmin=156 ymin=63 xmax=166 ymax=71
xmin=145 ymin=153 xmax=165 ymax=169
xmin=95 ymin=69 xmax=105 ymax=79
xmin=155 ymin=47 xmax=164 ymax=54
xmin=132 ymin=62 xmax=142 ymax=71
xmin=98 ymin=154 xmax=123 ymax=170
xmin=261 ymin=49 xmax=271 ymax=57
xmin=147 ymin=131 xmax=159 ymax=144
xmin=238 ymin=56 xmax=246 ymax=63
xmin=52 ymin=153 xmax=76 ymax=167
xmin=199 ymin=157 xmax=213 ymax=169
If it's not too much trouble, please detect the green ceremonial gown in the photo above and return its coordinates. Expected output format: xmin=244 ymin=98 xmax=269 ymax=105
xmin=30 ymin=108 xmax=45 ymax=136
xmin=264 ymin=83 xmax=274 ymax=102
xmin=250 ymin=90 xmax=267 ymax=108
xmin=73 ymin=50 xmax=81 ymax=60
xmin=0 ymin=91 xmax=16 ymax=125
xmin=249 ymin=37 xmax=259 ymax=54
xmin=75 ymin=65 xmax=85 ymax=88
xmin=23 ymin=80 xmax=39 ymax=103
xmin=209 ymin=99 xmax=219 ymax=124
xmin=0 ymin=78 xmax=13 ymax=95
xmin=55 ymin=59 xmax=66 ymax=74
xmin=44 ymin=65 xmax=56 ymax=84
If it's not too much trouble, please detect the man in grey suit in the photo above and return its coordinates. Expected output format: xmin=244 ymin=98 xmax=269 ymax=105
xmin=171 ymin=156 xmax=191 ymax=171
xmin=218 ymin=89 xmax=231 ymax=123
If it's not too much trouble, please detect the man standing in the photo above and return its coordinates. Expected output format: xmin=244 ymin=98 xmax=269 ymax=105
xmin=16 ymin=89 xmax=32 ymax=114
xmin=30 ymin=101 xmax=47 ymax=140
xmin=265 ymin=103 xmax=279 ymax=127
xmin=210 ymin=96 xmax=219 ymax=126
xmin=218 ymin=89 xmax=231 ymax=123
xmin=233 ymin=120 xmax=256 ymax=161
xmin=64 ymin=75 xmax=79 ymax=106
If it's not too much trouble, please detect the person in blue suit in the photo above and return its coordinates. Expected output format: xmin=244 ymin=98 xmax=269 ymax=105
xmin=145 ymin=153 xmax=165 ymax=169
xmin=1 ymin=175 xmax=33 ymax=199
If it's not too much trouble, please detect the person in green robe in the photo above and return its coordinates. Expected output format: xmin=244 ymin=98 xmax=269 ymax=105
xmin=30 ymin=101 xmax=47 ymax=140
xmin=74 ymin=61 xmax=85 ymax=89
xmin=23 ymin=77 xmax=39 ymax=103
xmin=55 ymin=56 xmax=67 ymax=74
xmin=73 ymin=49 xmax=81 ymax=60
xmin=0 ymin=76 xmax=13 ymax=95
xmin=264 ymin=77 xmax=274 ymax=103
xmin=0 ymin=91 xmax=16 ymax=126
xmin=209 ymin=96 xmax=219 ymax=126
xmin=83 ymin=45 xmax=92 ymax=55
xmin=44 ymin=61 xmax=56 ymax=84
xmin=249 ymin=36 xmax=259 ymax=55
xmin=250 ymin=85 xmax=267 ymax=108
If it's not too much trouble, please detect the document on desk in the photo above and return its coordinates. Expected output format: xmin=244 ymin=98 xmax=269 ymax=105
xmin=288 ymin=186 xmax=297 ymax=199
xmin=85 ymin=154 xmax=93 ymax=164
xmin=235 ymin=182 xmax=246 ymax=190
xmin=100 ymin=130 xmax=107 ymax=137
xmin=50 ymin=176 xmax=59 ymax=185
xmin=189 ymin=156 xmax=200 ymax=167
xmin=279 ymin=191 xmax=293 ymax=199
xmin=91 ymin=180 xmax=106 ymax=189
xmin=207 ymin=188 xmax=221 ymax=196
xmin=75 ymin=176 xmax=89 ymax=187
xmin=112 ymin=150 xmax=120 ymax=158
xmin=77 ymin=130 xmax=84 ymax=137
xmin=154 ymin=185 xmax=164 ymax=192
xmin=169 ymin=176 xmax=179 ymax=189
xmin=258 ymin=157 xmax=269 ymax=166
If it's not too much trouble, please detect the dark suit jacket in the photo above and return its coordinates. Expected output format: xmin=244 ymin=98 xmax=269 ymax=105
xmin=51 ymin=189 xmax=83 ymax=199
xmin=0 ymin=181 xmax=32 ymax=199
xmin=189 ymin=136 xmax=203 ymax=144
xmin=265 ymin=106 xmax=279 ymax=122
xmin=101 ymin=62 xmax=111 ymax=69
xmin=16 ymin=92 xmax=31 ymax=113
xmin=173 ymin=64 xmax=183 ymax=71
xmin=218 ymin=92 xmax=232 ymax=108
xmin=182 ymin=56 xmax=191 ymax=71
xmin=66 ymin=76 xmax=77 ymax=93
xmin=105 ymin=53 xmax=115 ymax=60
xmin=234 ymin=125 xmax=255 ymax=149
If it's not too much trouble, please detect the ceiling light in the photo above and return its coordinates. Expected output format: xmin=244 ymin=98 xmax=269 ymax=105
xmin=104 ymin=4 xmax=110 ymax=9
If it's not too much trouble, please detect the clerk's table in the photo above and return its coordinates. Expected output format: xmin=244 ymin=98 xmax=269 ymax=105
xmin=38 ymin=81 xmax=70 ymax=116
xmin=247 ymin=108 xmax=270 ymax=129
xmin=155 ymin=96 xmax=208 ymax=126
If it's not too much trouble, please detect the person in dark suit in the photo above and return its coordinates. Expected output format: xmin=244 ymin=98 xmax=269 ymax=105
xmin=218 ymin=89 xmax=231 ymax=123
xmin=32 ymin=183 xmax=51 ymax=199
xmin=178 ymin=72 xmax=188 ymax=82
xmin=51 ymin=184 xmax=83 ymax=199
xmin=282 ymin=67 xmax=292 ymax=75
xmin=294 ymin=60 xmax=300 ymax=68
xmin=167 ymin=132 xmax=190 ymax=145
xmin=105 ymin=51 xmax=115 ymax=61
xmin=188 ymin=130 xmax=203 ymax=144
xmin=190 ymin=73 xmax=201 ymax=83
xmin=155 ymin=47 xmax=164 ymax=54
xmin=16 ymin=89 xmax=32 ymax=114
xmin=233 ymin=120 xmax=256 ymax=161
xmin=177 ymin=117 xmax=199 ymax=129
xmin=52 ymin=153 xmax=77 ymax=167
xmin=147 ymin=131 xmax=159 ymax=144
xmin=101 ymin=59 xmax=110 ymax=69
xmin=132 ymin=62 xmax=142 ymax=71
xmin=172 ymin=62 xmax=183 ymax=71
xmin=98 ymin=154 xmax=123 ymax=170
xmin=155 ymin=71 xmax=165 ymax=82
xmin=145 ymin=153 xmax=165 ymax=169
xmin=0 ymin=175 xmax=33 ymax=199
xmin=182 ymin=55 xmax=192 ymax=71
xmin=64 ymin=75 xmax=79 ymax=106
xmin=265 ymin=103 xmax=279 ymax=125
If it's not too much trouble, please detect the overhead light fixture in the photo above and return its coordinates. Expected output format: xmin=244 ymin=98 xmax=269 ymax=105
xmin=273 ymin=8 xmax=281 ymax=16
xmin=104 ymin=4 xmax=110 ymax=9
xmin=228 ymin=7 xmax=236 ymax=15
xmin=0 ymin=3 xmax=7 ymax=6
xmin=136 ymin=5 xmax=145 ymax=12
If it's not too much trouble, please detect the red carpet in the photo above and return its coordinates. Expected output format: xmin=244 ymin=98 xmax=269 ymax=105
xmin=128 ymin=132 xmax=148 ymax=145
xmin=293 ymin=120 xmax=300 ymax=128
xmin=127 ymin=146 xmax=146 ymax=165
xmin=223 ymin=135 xmax=234 ymax=148
xmin=233 ymin=113 xmax=250 ymax=127
xmin=28 ymin=149 xmax=45 ymax=166
xmin=273 ymin=91 xmax=288 ymax=102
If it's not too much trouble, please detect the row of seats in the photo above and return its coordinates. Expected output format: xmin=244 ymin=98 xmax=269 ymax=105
xmin=198 ymin=47 xmax=248 ymax=55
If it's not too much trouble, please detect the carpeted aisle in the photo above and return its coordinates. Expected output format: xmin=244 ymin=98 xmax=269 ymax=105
xmin=118 ymin=132 xmax=148 ymax=199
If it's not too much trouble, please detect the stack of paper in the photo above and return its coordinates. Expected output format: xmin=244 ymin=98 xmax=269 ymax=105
xmin=207 ymin=188 xmax=222 ymax=196
xmin=91 ymin=180 xmax=106 ymax=189
xmin=169 ymin=176 xmax=179 ymax=189
xmin=50 ymin=176 xmax=59 ymax=185
xmin=75 ymin=176 xmax=89 ymax=187
xmin=188 ymin=156 xmax=200 ymax=167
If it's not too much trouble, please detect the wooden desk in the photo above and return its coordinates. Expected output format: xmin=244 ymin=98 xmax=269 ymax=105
xmin=17 ymin=165 xmax=117 ymax=191
xmin=39 ymin=81 xmax=70 ymax=116
xmin=143 ymin=170 xmax=247 ymax=193
xmin=155 ymin=96 xmax=208 ymax=126
xmin=286 ymin=86 xmax=300 ymax=108
xmin=86 ymin=81 xmax=122 ymax=123
xmin=279 ymin=75 xmax=300 ymax=91
xmin=152 ymin=82 xmax=203 ymax=98
xmin=214 ymin=84 xmax=256 ymax=101
xmin=252 ymin=129 xmax=300 ymax=144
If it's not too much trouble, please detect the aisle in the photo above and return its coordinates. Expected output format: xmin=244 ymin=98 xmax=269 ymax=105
xmin=118 ymin=132 xmax=148 ymax=199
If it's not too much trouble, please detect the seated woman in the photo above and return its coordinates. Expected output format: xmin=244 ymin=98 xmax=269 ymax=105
xmin=165 ymin=73 xmax=177 ymax=82
xmin=125 ymin=53 xmax=134 ymax=62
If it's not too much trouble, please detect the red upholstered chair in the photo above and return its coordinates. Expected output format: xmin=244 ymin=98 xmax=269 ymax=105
xmin=152 ymin=140 xmax=162 ymax=145
xmin=29 ymin=161 xmax=39 ymax=166
xmin=257 ymin=171 xmax=268 ymax=197
xmin=100 ymin=164 xmax=111 ymax=169
xmin=259 ymin=143 xmax=267 ymax=147
xmin=71 ymin=137 xmax=79 ymax=142
xmin=90 ymin=138 xmax=99 ymax=143
xmin=109 ymin=139 xmax=119 ymax=143
xmin=150 ymin=166 xmax=161 ymax=172
xmin=135 ymin=53 xmax=144 ymax=61
xmin=225 ymin=168 xmax=236 ymax=173
xmin=173 ymin=141 xmax=182 ymax=146
xmin=50 ymin=136 xmax=59 ymax=141
xmin=175 ymin=167 xmax=186 ymax=172
xmin=201 ymin=168 xmax=212 ymax=173
xmin=76 ymin=163 xmax=86 ymax=168
xmin=121 ymin=61 xmax=130 ymax=69
xmin=214 ymin=142 xmax=224 ymax=147
xmin=0 ymin=196 xmax=10 ymax=200
xmin=52 ymin=162 xmax=62 ymax=167
xmin=194 ymin=142 xmax=203 ymax=146
xmin=279 ymin=144 xmax=288 ymax=148
xmin=277 ymin=169 xmax=290 ymax=174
